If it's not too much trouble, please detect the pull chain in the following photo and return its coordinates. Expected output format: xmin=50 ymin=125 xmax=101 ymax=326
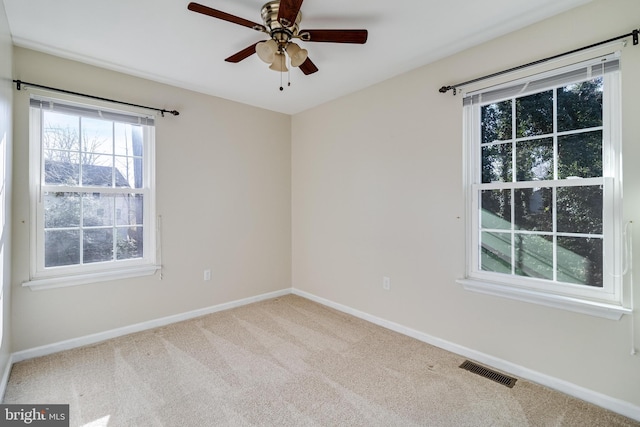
xmin=279 ymin=52 xmax=284 ymax=91
xmin=277 ymin=51 xmax=291 ymax=91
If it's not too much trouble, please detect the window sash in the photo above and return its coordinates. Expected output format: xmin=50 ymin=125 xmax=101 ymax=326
xmin=471 ymin=180 xmax=614 ymax=299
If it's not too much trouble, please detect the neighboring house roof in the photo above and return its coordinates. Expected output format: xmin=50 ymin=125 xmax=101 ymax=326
xmin=45 ymin=159 xmax=131 ymax=187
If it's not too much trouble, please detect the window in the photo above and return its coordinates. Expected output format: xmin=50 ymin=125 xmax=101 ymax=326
xmin=459 ymin=54 xmax=630 ymax=319
xmin=26 ymin=95 xmax=158 ymax=289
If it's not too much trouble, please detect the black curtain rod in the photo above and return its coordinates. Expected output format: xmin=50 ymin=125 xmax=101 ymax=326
xmin=12 ymin=79 xmax=179 ymax=117
xmin=439 ymin=28 xmax=639 ymax=95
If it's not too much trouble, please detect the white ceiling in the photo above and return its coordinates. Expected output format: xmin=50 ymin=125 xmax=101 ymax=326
xmin=3 ymin=0 xmax=592 ymax=115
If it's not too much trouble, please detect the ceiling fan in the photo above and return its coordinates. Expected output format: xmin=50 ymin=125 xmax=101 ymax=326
xmin=187 ymin=1 xmax=368 ymax=79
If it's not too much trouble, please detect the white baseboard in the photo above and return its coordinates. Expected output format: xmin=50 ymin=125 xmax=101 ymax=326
xmin=0 ymin=353 xmax=13 ymax=402
xmin=11 ymin=288 xmax=291 ymax=364
xmin=292 ymin=288 xmax=640 ymax=422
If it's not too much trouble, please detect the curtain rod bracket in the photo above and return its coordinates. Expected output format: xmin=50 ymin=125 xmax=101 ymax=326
xmin=439 ymin=85 xmax=457 ymax=95
xmin=634 ymin=29 xmax=639 ymax=45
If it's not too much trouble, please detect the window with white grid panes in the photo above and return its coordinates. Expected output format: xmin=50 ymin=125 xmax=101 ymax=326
xmin=462 ymin=55 xmax=623 ymax=306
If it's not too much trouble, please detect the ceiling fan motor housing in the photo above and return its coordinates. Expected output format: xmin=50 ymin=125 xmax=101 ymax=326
xmin=261 ymin=1 xmax=301 ymax=45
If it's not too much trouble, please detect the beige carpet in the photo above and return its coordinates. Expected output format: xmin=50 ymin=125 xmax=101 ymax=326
xmin=4 ymin=295 xmax=639 ymax=426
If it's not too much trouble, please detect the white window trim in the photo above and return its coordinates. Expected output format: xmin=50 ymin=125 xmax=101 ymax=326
xmin=457 ymin=278 xmax=632 ymax=320
xmin=24 ymin=93 xmax=159 ymax=290
xmin=460 ymin=54 xmax=630 ymax=319
xmin=23 ymin=265 xmax=160 ymax=291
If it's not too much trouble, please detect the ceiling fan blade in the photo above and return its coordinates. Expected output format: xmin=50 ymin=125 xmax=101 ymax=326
xmin=225 ymin=42 xmax=260 ymax=63
xmin=299 ymin=57 xmax=319 ymax=75
xmin=188 ymin=2 xmax=266 ymax=32
xmin=299 ymin=29 xmax=368 ymax=44
xmin=277 ymin=0 xmax=304 ymax=27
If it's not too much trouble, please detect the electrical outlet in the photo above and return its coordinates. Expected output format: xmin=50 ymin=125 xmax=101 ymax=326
xmin=204 ymin=269 xmax=212 ymax=281
xmin=383 ymin=276 xmax=391 ymax=291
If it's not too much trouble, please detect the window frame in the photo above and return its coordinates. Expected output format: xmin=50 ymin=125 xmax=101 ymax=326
xmin=458 ymin=54 xmax=631 ymax=319
xmin=24 ymin=93 xmax=159 ymax=290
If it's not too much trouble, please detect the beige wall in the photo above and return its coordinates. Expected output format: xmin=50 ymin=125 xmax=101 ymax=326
xmin=292 ymin=0 xmax=640 ymax=408
xmin=0 ymin=0 xmax=12 ymax=376
xmin=11 ymin=48 xmax=292 ymax=351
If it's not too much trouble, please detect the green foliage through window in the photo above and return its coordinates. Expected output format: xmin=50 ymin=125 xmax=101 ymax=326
xmin=478 ymin=77 xmax=605 ymax=287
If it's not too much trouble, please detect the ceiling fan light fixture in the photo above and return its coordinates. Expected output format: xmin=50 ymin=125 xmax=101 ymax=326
xmin=269 ymin=52 xmax=288 ymax=72
xmin=286 ymin=42 xmax=308 ymax=67
xmin=256 ymin=39 xmax=277 ymax=63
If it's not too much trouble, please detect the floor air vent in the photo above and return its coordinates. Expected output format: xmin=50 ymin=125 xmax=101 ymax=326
xmin=459 ymin=360 xmax=517 ymax=388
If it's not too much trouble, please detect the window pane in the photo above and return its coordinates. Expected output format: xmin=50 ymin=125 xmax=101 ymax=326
xmin=83 ymin=228 xmax=114 ymax=264
xmin=557 ymin=237 xmax=603 ymax=287
xmin=83 ymin=194 xmax=114 ymax=227
xmin=481 ymin=231 xmax=511 ymax=274
xmin=481 ymin=101 xmax=512 ymax=143
xmin=44 ymin=152 xmax=80 ymax=185
xmin=558 ymin=131 xmax=602 ymax=179
xmin=117 ymin=194 xmax=144 ymax=226
xmin=45 ymin=229 xmax=80 ymax=267
xmin=557 ymin=186 xmax=602 ymax=234
xmin=516 ymin=138 xmax=553 ymax=181
xmin=516 ymin=90 xmax=553 ymax=137
xmin=514 ymin=234 xmax=553 ymax=280
xmin=481 ymin=143 xmax=512 ymax=183
xmin=114 ymin=124 xmax=143 ymax=188
xmin=114 ymin=123 xmax=144 ymax=156
xmin=117 ymin=227 xmax=143 ymax=260
xmin=557 ymin=78 xmax=602 ymax=132
xmin=115 ymin=156 xmax=143 ymax=188
xmin=82 ymin=155 xmax=114 ymax=187
xmin=43 ymin=111 xmax=79 ymax=151
xmin=514 ymin=188 xmax=552 ymax=231
xmin=481 ymin=190 xmax=511 ymax=229
xmin=44 ymin=192 xmax=80 ymax=228
xmin=82 ymin=117 xmax=113 ymax=154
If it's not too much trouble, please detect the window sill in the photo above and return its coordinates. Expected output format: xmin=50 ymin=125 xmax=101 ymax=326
xmin=457 ymin=278 xmax=632 ymax=320
xmin=23 ymin=265 xmax=161 ymax=291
